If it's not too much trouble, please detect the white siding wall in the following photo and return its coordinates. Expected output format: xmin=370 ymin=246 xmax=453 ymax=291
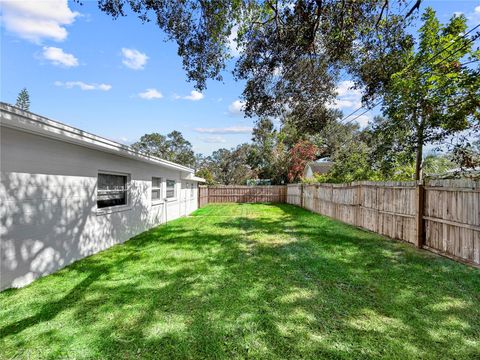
xmin=0 ymin=127 xmax=199 ymax=290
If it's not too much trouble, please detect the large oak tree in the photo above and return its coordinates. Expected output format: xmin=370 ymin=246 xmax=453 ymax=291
xmin=93 ymin=0 xmax=418 ymax=119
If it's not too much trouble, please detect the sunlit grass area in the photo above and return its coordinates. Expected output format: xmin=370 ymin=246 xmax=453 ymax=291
xmin=1 ymin=203 xmax=479 ymax=359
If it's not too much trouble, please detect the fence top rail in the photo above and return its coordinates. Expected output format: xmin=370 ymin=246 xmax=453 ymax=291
xmin=299 ymin=183 xmax=417 ymax=189
xmin=426 ymin=179 xmax=480 ymax=189
xmin=207 ymin=185 xmax=286 ymax=188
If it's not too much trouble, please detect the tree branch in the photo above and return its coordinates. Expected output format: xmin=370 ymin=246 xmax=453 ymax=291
xmin=375 ymin=0 xmax=389 ymax=28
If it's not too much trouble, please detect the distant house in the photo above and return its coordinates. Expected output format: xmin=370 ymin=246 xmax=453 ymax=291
xmin=0 ymin=103 xmax=204 ymax=290
xmin=303 ymin=160 xmax=333 ymax=179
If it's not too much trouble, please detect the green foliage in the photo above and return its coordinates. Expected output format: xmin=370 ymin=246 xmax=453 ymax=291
xmin=195 ymin=168 xmax=215 ymax=185
xmin=15 ymin=88 xmax=30 ymax=111
xmin=316 ymin=140 xmax=383 ymax=183
xmin=308 ymin=120 xmax=361 ymax=159
xmin=132 ymin=131 xmax=196 ymax=167
xmin=96 ymin=0 xmax=418 ymax=119
xmin=377 ymin=8 xmax=480 ymax=179
xmin=452 ymin=140 xmax=480 ymax=170
xmin=249 ymin=118 xmax=289 ymax=184
xmin=423 ymin=153 xmax=457 ymax=176
xmin=1 ymin=203 xmax=479 ymax=359
xmin=200 ymin=144 xmax=256 ymax=185
xmin=249 ymin=118 xmax=278 ymax=179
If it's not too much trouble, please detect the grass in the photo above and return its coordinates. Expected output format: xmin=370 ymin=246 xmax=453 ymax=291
xmin=1 ymin=203 xmax=479 ymax=359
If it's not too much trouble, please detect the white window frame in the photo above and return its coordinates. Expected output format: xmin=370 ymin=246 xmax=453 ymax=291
xmin=151 ymin=177 xmax=163 ymax=205
xmin=190 ymin=183 xmax=195 ymax=199
xmin=166 ymin=179 xmax=176 ymax=200
xmin=96 ymin=171 xmax=131 ymax=215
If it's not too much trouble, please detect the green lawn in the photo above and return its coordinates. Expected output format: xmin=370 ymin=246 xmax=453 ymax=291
xmin=1 ymin=204 xmax=479 ymax=359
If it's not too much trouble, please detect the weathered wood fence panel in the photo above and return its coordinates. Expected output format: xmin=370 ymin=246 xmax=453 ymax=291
xmin=198 ymin=185 xmax=209 ymax=207
xmin=286 ymin=180 xmax=479 ymax=266
xmin=423 ymin=179 xmax=480 ymax=265
xmin=294 ymin=182 xmax=418 ymax=243
xmin=287 ymin=184 xmax=301 ymax=206
xmin=201 ymin=185 xmax=287 ymax=204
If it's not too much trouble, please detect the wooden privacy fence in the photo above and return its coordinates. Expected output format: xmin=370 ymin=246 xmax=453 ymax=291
xmin=198 ymin=185 xmax=286 ymax=204
xmin=286 ymin=180 xmax=480 ymax=266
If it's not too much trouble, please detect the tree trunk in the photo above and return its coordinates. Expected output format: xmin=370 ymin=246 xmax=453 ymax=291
xmin=415 ymin=124 xmax=424 ymax=181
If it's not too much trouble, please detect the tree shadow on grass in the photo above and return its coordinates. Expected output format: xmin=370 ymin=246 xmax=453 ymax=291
xmin=1 ymin=204 xmax=479 ymax=359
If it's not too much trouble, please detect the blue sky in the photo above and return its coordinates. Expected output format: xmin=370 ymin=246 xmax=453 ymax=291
xmin=1 ymin=0 xmax=479 ymax=155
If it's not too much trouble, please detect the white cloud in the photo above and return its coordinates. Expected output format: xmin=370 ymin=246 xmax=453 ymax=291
xmin=174 ymin=90 xmax=204 ymax=101
xmin=327 ymin=80 xmax=363 ymax=110
xmin=184 ymin=90 xmax=204 ymax=101
xmin=354 ymin=114 xmax=371 ymax=128
xmin=468 ymin=5 xmax=480 ymax=22
xmin=326 ymin=80 xmax=373 ymax=127
xmin=199 ymin=135 xmax=227 ymax=144
xmin=138 ymin=88 xmax=163 ymax=100
xmin=0 ymin=0 xmax=79 ymax=43
xmin=228 ymin=100 xmax=246 ymax=116
xmin=42 ymin=46 xmax=78 ymax=67
xmin=227 ymin=25 xmax=243 ymax=57
xmin=121 ymin=48 xmax=148 ymax=70
xmin=195 ymin=126 xmax=252 ymax=134
xmin=54 ymin=81 xmax=111 ymax=91
xmin=336 ymin=80 xmax=362 ymax=97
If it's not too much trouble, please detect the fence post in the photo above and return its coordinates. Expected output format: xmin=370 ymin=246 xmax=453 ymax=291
xmin=415 ymin=181 xmax=425 ymax=248
xmin=300 ymin=184 xmax=304 ymax=208
xmin=198 ymin=186 xmax=201 ymax=208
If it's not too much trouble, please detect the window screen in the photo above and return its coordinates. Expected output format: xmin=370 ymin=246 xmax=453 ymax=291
xmin=152 ymin=177 xmax=162 ymax=202
xmin=166 ymin=179 xmax=176 ymax=198
xmin=97 ymin=173 xmax=128 ymax=209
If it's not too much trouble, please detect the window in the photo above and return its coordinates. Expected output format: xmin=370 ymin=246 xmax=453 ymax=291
xmin=166 ymin=179 xmax=176 ymax=199
xmin=97 ymin=173 xmax=128 ymax=209
xmin=190 ymin=183 xmax=194 ymax=198
xmin=151 ymin=177 xmax=162 ymax=203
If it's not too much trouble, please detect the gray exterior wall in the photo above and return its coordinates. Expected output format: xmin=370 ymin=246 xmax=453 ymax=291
xmin=0 ymin=126 xmax=198 ymax=290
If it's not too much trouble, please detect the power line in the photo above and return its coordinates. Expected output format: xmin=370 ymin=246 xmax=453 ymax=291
xmin=403 ymin=23 xmax=480 ymax=73
xmin=460 ymin=59 xmax=480 ymax=67
xmin=337 ymin=44 xmax=480 ymax=149
xmin=292 ymin=1 xmax=422 ymax=125
xmin=338 ymin=4 xmax=419 ymax=124
xmin=337 ymin=23 xmax=480 ymax=129
xmin=338 ymin=83 xmax=479 ymax=150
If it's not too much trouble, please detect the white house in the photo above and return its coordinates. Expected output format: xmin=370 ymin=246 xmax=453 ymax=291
xmin=0 ymin=103 xmax=204 ymax=290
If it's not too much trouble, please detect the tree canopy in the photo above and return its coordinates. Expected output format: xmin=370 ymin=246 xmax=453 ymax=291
xmin=374 ymin=8 xmax=480 ymax=179
xmin=95 ymin=0 xmax=418 ymax=119
xmin=131 ymin=131 xmax=196 ymax=168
